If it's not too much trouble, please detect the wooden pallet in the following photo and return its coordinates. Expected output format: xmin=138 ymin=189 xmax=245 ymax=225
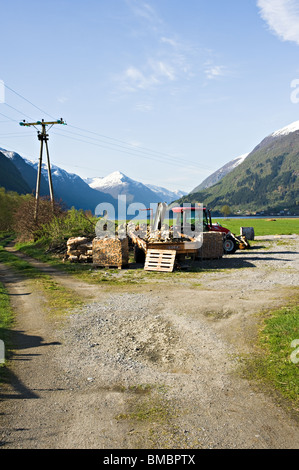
xmin=144 ymin=249 xmax=176 ymax=272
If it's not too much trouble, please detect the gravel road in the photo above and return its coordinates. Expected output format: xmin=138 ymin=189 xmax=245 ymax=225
xmin=0 ymin=236 xmax=298 ymax=449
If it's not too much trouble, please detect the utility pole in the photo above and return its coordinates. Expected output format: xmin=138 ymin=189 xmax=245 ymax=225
xmin=20 ymin=118 xmax=66 ymax=222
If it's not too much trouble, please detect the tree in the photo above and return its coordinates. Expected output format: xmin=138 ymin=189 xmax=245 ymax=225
xmin=221 ymin=205 xmax=231 ymax=217
xmin=0 ymin=187 xmax=23 ymax=232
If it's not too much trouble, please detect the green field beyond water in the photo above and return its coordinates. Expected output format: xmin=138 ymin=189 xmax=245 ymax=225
xmin=214 ymin=218 xmax=299 ymax=236
xmin=129 ymin=217 xmax=299 ymax=236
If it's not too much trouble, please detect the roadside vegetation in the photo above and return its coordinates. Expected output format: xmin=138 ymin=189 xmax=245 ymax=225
xmin=0 ymin=245 xmax=84 ymax=317
xmin=243 ymin=301 xmax=299 ymax=413
xmin=0 ymin=281 xmax=14 ymax=377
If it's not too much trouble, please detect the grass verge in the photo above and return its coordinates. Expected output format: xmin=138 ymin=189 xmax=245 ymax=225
xmin=242 ymin=301 xmax=299 ymax=414
xmin=0 ymin=281 xmax=14 ymax=379
xmin=0 ymin=246 xmax=84 ymax=319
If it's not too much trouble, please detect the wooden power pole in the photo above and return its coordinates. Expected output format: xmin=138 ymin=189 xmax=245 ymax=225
xmin=20 ymin=118 xmax=66 ymax=222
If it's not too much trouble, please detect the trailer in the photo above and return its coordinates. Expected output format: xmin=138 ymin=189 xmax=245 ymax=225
xmin=129 ymin=230 xmax=201 ymax=271
xmin=127 ymin=203 xmax=202 ymax=271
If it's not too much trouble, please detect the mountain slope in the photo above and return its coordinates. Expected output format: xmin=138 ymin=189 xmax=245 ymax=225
xmin=145 ymin=184 xmax=187 ymax=202
xmin=191 ymin=153 xmax=249 ymax=192
xmin=0 ymin=148 xmax=49 ymax=195
xmin=1 ymin=145 xmax=186 ymax=212
xmin=176 ymin=121 xmax=299 ymax=215
xmin=85 ymin=171 xmax=176 ymax=206
xmin=26 ymin=160 xmax=116 ymax=212
xmin=0 ymin=147 xmax=116 ymax=212
xmin=0 ymin=151 xmax=31 ymax=194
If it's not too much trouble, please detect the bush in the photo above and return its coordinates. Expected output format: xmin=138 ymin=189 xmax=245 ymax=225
xmin=0 ymin=186 xmax=99 ymax=248
xmin=13 ymin=196 xmax=64 ymax=241
xmin=41 ymin=207 xmax=97 ymax=247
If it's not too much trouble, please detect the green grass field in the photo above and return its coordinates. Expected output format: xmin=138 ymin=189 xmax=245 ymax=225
xmin=124 ymin=217 xmax=299 ymax=236
xmin=214 ymin=218 xmax=299 ymax=236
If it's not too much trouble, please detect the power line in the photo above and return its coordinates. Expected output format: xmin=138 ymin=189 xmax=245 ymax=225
xmin=4 ymin=103 xmax=34 ymax=121
xmin=56 ymin=128 xmax=196 ymax=167
xmin=2 ymin=83 xmax=216 ymax=174
xmin=56 ymin=126 xmax=214 ymax=171
xmin=0 ymin=132 xmax=36 ymax=137
xmin=4 ymin=83 xmax=210 ymax=171
xmin=66 ymin=124 xmax=212 ymax=171
xmin=4 ymin=84 xmax=57 ymax=120
xmin=0 ymin=111 xmax=19 ymax=123
xmin=52 ymin=130 xmax=204 ymax=171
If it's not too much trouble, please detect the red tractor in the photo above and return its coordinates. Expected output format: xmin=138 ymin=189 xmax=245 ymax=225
xmin=170 ymin=206 xmax=241 ymax=254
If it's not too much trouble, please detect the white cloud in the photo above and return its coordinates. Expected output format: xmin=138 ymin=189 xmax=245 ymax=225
xmin=122 ymin=66 xmax=160 ymax=91
xmin=150 ymin=60 xmax=176 ymax=81
xmin=117 ymin=2 xmax=228 ymax=94
xmin=205 ymin=64 xmax=227 ymax=80
xmin=118 ymin=59 xmax=177 ymax=92
xmin=126 ymin=0 xmax=162 ymax=24
xmin=257 ymin=0 xmax=299 ymax=45
xmin=160 ymin=36 xmax=179 ymax=48
xmin=135 ymin=102 xmax=154 ymax=112
xmin=57 ymin=96 xmax=68 ymax=104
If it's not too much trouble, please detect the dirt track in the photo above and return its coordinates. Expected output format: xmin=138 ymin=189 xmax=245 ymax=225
xmin=0 ymin=236 xmax=299 ymax=449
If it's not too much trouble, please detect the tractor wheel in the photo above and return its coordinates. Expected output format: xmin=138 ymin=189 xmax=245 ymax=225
xmin=134 ymin=246 xmax=146 ymax=264
xmin=223 ymin=235 xmax=238 ymax=254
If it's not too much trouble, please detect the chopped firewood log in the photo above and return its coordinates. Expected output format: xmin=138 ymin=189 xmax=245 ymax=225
xmin=79 ymin=255 xmax=92 ymax=262
xmin=68 ymin=255 xmax=79 ymax=262
xmin=65 ymin=236 xmax=93 ymax=263
xmin=67 ymin=249 xmax=81 ymax=257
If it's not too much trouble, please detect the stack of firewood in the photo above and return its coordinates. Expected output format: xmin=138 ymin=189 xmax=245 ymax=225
xmin=92 ymin=237 xmax=129 ymax=269
xmin=65 ymin=237 xmax=93 ymax=263
xmin=198 ymin=232 xmax=224 ymax=259
xmin=127 ymin=223 xmax=187 ymax=243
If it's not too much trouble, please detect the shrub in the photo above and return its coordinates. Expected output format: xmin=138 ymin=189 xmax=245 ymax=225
xmin=13 ymin=196 xmax=64 ymax=241
xmin=41 ymin=207 xmax=97 ymax=247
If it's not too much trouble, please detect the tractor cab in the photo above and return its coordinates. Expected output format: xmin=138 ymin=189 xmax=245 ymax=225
xmin=169 ymin=205 xmax=238 ymax=253
xmin=170 ymin=205 xmax=203 ymax=237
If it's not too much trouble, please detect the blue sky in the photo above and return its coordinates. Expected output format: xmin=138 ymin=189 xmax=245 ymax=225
xmin=1 ymin=0 xmax=299 ymax=192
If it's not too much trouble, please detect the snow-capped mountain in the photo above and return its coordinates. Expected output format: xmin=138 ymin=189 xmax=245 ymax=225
xmin=191 ymin=153 xmax=249 ymax=193
xmin=27 ymin=158 xmax=79 ymax=183
xmin=0 ymin=147 xmax=50 ymax=196
xmin=271 ymin=120 xmax=299 ymax=137
xmin=0 ymin=147 xmax=75 ymax=185
xmin=188 ymin=120 xmax=299 ymax=195
xmin=0 ymin=147 xmax=116 ymax=211
xmin=145 ymin=184 xmax=187 ymax=202
xmin=177 ymin=119 xmax=299 ymax=215
xmin=85 ymin=171 xmax=186 ymax=205
xmin=1 ymin=144 xmax=186 ymax=211
xmin=252 ymin=119 xmax=299 ymax=155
